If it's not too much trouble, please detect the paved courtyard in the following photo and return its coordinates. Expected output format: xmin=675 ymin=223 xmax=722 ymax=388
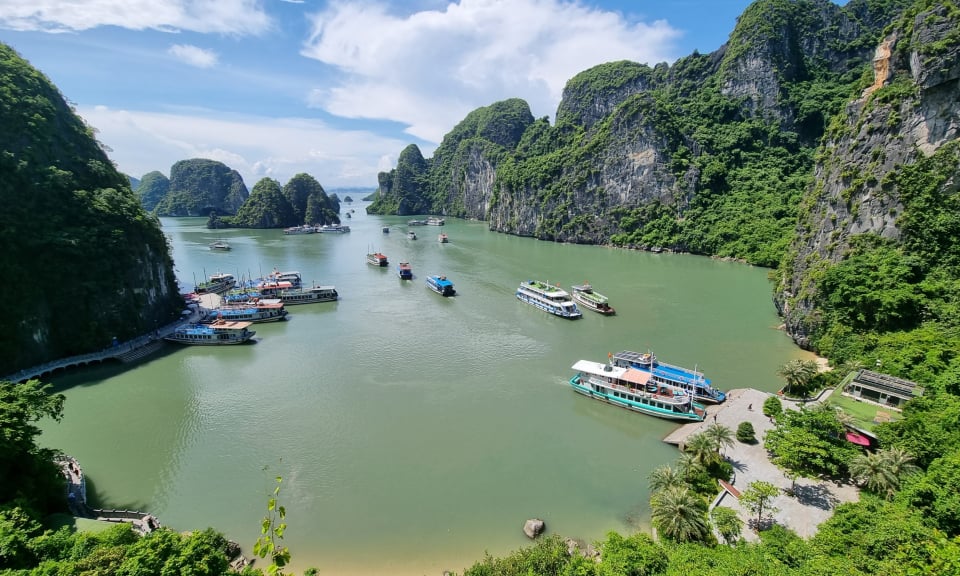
xmin=663 ymin=388 xmax=859 ymax=540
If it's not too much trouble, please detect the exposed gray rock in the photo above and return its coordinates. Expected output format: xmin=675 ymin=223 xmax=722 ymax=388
xmin=523 ymin=518 xmax=545 ymax=539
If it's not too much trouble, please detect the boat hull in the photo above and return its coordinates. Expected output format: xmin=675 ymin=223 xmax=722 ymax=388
xmin=516 ymin=289 xmax=581 ymax=319
xmin=279 ymin=288 xmax=338 ymax=305
xmin=426 ymin=276 xmax=455 ymax=296
xmin=569 ymin=375 xmax=704 ymax=422
xmin=572 ymin=292 xmax=615 ymax=315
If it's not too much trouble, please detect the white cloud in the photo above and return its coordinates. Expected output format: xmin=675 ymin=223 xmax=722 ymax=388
xmin=79 ymin=105 xmax=410 ymax=188
xmin=168 ymin=44 xmax=218 ymax=68
xmin=0 ymin=0 xmax=272 ymax=34
xmin=301 ymin=0 xmax=680 ymax=142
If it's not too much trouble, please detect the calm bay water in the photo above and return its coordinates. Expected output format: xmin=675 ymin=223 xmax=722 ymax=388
xmin=41 ymin=205 xmax=804 ymax=575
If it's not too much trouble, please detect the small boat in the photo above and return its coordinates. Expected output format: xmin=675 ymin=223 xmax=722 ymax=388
xmin=367 ymin=251 xmax=389 ymax=267
xmin=569 ymin=359 xmax=705 ymax=421
xmin=611 ymin=350 xmax=726 ymax=404
xmin=345 ymin=213 xmax=351 ymax=218
xmin=426 ymin=217 xmax=445 ymax=226
xmin=195 ymin=273 xmax=236 ymax=295
xmin=426 ymin=275 xmax=456 ymax=296
xmin=407 ymin=231 xmax=417 ymax=240
xmin=164 ymin=320 xmax=256 ymax=345
xmin=317 ymin=224 xmax=350 ymax=233
xmin=407 ymin=219 xmax=427 ymax=226
xmin=283 ymin=225 xmax=315 ymax=235
xmin=438 ymin=232 xmax=449 ymax=243
xmin=571 ymin=283 xmax=615 ymax=315
xmin=382 ymin=227 xmax=390 ymax=234
xmin=210 ymin=300 xmax=288 ymax=323
xmin=278 ymin=285 xmax=338 ymax=305
xmin=209 ymin=239 xmax=231 ymax=251
xmin=516 ymin=280 xmax=581 ymax=319
xmin=398 ymin=262 xmax=413 ymax=280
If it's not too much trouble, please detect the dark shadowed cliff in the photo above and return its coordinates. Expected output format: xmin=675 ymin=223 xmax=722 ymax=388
xmin=0 ymin=43 xmax=183 ymax=374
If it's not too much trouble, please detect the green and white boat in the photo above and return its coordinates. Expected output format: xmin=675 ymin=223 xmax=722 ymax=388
xmin=569 ymin=359 xmax=705 ymax=421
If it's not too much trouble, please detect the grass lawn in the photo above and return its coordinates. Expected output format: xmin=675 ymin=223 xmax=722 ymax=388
xmin=45 ymin=513 xmax=118 ymax=534
xmin=825 ymin=386 xmax=900 ymax=432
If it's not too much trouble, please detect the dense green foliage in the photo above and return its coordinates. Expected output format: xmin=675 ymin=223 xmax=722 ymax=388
xmin=155 ymin=158 xmax=249 ymax=217
xmin=0 ymin=43 xmax=183 ymax=373
xmin=0 ymin=380 xmax=64 ymax=513
xmin=807 ymin=142 xmax=960 ymax=383
xmin=764 ymin=404 xmax=859 ymax=478
xmin=282 ymin=173 xmax=339 ymax=226
xmin=224 ymin=178 xmax=298 ymax=229
xmin=135 ymin=170 xmax=170 ymax=212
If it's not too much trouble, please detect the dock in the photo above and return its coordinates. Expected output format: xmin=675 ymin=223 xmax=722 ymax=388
xmin=664 ymin=387 xmax=860 ymax=540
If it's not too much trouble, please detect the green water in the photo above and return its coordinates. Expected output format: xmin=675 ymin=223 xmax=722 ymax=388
xmin=40 ymin=206 xmax=804 ymax=575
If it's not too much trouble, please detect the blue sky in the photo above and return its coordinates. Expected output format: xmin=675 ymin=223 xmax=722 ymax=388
xmin=1 ymin=0 xmax=780 ymax=188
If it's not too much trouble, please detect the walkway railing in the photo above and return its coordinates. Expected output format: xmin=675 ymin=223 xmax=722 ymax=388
xmin=2 ymin=308 xmax=203 ymax=383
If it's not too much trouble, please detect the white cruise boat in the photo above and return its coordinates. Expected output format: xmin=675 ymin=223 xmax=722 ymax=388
xmin=516 ymin=280 xmax=582 ymax=319
xmin=279 ymin=285 xmax=339 ymax=305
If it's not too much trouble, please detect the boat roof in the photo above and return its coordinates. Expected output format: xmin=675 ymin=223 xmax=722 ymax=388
xmin=572 ymin=359 xmax=624 ymax=377
xmin=430 ymin=275 xmax=453 ymax=287
xmin=621 ymin=368 xmax=652 ymax=385
xmin=571 ymin=284 xmax=593 ymax=291
xmin=207 ymin=320 xmax=253 ymax=329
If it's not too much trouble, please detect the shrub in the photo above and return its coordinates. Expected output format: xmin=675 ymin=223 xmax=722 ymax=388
xmin=763 ymin=395 xmax=784 ymax=420
xmin=737 ymin=421 xmax=757 ymax=443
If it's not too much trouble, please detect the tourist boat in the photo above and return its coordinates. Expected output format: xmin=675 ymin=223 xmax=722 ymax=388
xmin=426 ymin=217 xmax=445 ymax=226
xmin=611 ymin=350 xmax=726 ymax=404
xmin=398 ymin=262 xmax=413 ymax=280
xmin=209 ymin=239 xmax=231 ymax=251
xmin=195 ymin=273 xmax=236 ymax=295
xmin=515 ymin=280 xmax=582 ymax=319
xmin=317 ymin=224 xmax=350 ymax=233
xmin=407 ymin=219 xmax=427 ymax=226
xmin=570 ymin=283 xmax=615 ymax=315
xmin=426 ymin=275 xmax=456 ymax=296
xmin=367 ymin=251 xmax=389 ymax=267
xmin=255 ymin=280 xmax=296 ymax=298
xmin=438 ymin=232 xmax=449 ymax=243
xmin=278 ymin=285 xmax=338 ymax=305
xmin=407 ymin=231 xmax=417 ymax=240
xmin=569 ymin=359 xmax=706 ymax=421
xmin=210 ymin=300 xmax=288 ymax=323
xmin=164 ymin=320 xmax=256 ymax=346
xmin=283 ymin=225 xmax=315 ymax=235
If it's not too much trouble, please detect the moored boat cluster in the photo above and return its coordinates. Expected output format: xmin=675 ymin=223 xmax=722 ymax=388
xmin=183 ymin=218 xmax=726 ymax=424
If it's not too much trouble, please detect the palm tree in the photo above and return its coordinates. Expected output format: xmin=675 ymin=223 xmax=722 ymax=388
xmin=704 ymin=423 xmax=736 ymax=456
xmin=883 ymin=447 xmax=920 ymax=479
xmin=777 ymin=359 xmax=819 ymax=396
xmin=684 ymin=432 xmax=720 ymax=468
xmin=650 ymin=485 xmax=710 ymax=543
xmin=848 ymin=447 xmax=919 ymax=499
xmin=675 ymin=452 xmax=701 ymax=481
xmin=849 ymin=452 xmax=895 ymax=498
xmin=648 ymin=464 xmax=684 ymax=493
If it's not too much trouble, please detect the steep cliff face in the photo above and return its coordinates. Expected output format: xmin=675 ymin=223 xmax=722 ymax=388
xmin=155 ymin=158 xmax=249 ymax=216
xmin=0 ymin=43 xmax=183 ymax=373
xmin=373 ymin=0 xmax=906 ymax=267
xmin=369 ymin=144 xmax=429 ymax=215
xmin=776 ymin=2 xmax=960 ymax=348
xmin=556 ymin=61 xmax=663 ymax=129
